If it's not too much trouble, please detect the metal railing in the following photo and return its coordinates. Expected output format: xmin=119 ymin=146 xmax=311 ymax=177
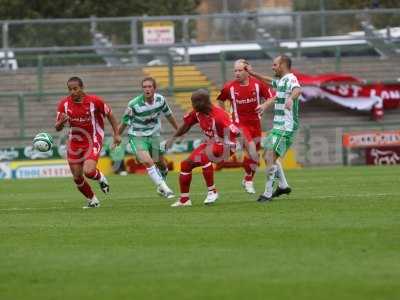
xmin=1 ymin=49 xmax=398 ymax=104
xmin=0 ymin=52 xmax=202 ymax=99
xmin=1 ymin=8 xmax=399 ymax=66
xmin=0 ymin=91 xmax=132 ymax=143
xmin=0 ymin=85 xmax=213 ymax=143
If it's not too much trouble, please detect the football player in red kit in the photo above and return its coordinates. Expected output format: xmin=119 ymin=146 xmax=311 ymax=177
xmin=218 ymin=59 xmax=274 ymax=194
xmin=55 ymin=76 xmax=121 ymax=208
xmin=166 ymin=89 xmax=239 ymax=207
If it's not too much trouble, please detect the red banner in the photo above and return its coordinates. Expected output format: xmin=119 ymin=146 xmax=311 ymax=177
xmin=321 ymin=82 xmax=400 ymax=109
xmin=295 ymin=71 xmax=400 ymax=118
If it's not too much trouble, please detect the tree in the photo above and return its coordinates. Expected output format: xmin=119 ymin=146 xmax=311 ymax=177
xmin=0 ymin=0 xmax=201 ymax=19
xmin=294 ymin=0 xmax=399 ymax=10
xmin=0 ymin=0 xmax=201 ymax=49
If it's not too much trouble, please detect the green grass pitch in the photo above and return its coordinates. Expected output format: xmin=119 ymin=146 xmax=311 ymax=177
xmin=0 ymin=166 xmax=399 ymax=300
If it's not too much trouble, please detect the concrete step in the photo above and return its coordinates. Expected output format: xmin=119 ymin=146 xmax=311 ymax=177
xmin=143 ymin=65 xmax=198 ymax=72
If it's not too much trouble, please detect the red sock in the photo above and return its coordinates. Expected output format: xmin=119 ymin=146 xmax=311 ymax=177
xmin=202 ymin=162 xmax=216 ymax=192
xmin=243 ymin=156 xmax=258 ymax=181
xmin=85 ymin=169 xmax=101 ymax=181
xmin=179 ymin=160 xmax=194 ymax=203
xmin=179 ymin=172 xmax=192 ymax=194
xmin=179 ymin=173 xmax=192 ymax=203
xmin=74 ymin=177 xmax=94 ymax=199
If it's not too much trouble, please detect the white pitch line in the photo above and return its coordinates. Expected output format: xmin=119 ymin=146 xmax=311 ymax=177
xmin=0 ymin=191 xmax=398 ymax=212
xmin=0 ymin=207 xmax=66 ymax=211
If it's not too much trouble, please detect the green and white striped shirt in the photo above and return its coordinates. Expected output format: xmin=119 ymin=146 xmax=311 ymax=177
xmin=271 ymin=73 xmax=301 ymax=133
xmin=122 ymin=93 xmax=172 ymax=137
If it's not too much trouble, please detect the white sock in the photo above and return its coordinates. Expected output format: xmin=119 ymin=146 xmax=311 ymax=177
xmin=147 ymin=165 xmax=164 ymax=186
xmin=275 ymin=160 xmax=289 ymax=189
xmin=263 ymin=164 xmax=278 ymax=198
xmin=88 ymin=195 xmax=99 ymax=203
xmin=99 ymin=172 xmax=106 ymax=182
xmin=207 ymin=185 xmax=216 ymax=192
xmin=159 ymin=181 xmax=172 ymax=193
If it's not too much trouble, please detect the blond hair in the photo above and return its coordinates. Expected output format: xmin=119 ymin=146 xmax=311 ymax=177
xmin=234 ymin=59 xmax=250 ymax=67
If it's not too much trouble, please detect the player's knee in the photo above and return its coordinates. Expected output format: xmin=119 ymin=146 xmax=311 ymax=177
xmin=244 ymin=157 xmax=259 ymax=171
xmin=181 ymin=160 xmax=193 ymax=173
xmin=84 ymin=168 xmax=97 ymax=179
xmin=142 ymin=161 xmax=154 ymax=168
xmin=156 ymin=162 xmax=167 ymax=173
xmin=156 ymin=158 xmax=167 ymax=170
xmin=244 ymin=155 xmax=259 ymax=165
xmin=264 ymin=150 xmax=276 ymax=165
xmin=137 ymin=153 xmax=153 ymax=168
xmin=249 ymin=150 xmax=260 ymax=162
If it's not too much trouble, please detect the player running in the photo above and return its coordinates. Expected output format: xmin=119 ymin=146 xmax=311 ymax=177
xmin=246 ymin=55 xmax=301 ymax=202
xmin=217 ymin=59 xmax=274 ymax=194
xmin=166 ymin=89 xmax=239 ymax=207
xmin=55 ymin=76 xmax=121 ymax=208
xmin=115 ymin=77 xmax=178 ymax=198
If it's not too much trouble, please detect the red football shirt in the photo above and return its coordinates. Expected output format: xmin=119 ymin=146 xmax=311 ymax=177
xmin=217 ymin=76 xmax=273 ymax=125
xmin=183 ymin=105 xmax=239 ymax=144
xmin=56 ymin=94 xmax=111 ymax=145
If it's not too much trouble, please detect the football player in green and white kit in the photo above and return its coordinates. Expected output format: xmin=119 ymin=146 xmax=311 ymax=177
xmin=115 ymin=77 xmax=178 ymax=198
xmin=246 ymin=55 xmax=301 ymax=202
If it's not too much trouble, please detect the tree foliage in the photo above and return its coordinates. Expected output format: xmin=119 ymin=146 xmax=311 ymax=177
xmin=0 ymin=0 xmax=201 ymax=19
xmin=0 ymin=0 xmax=201 ymax=49
xmin=294 ymin=0 xmax=399 ymax=11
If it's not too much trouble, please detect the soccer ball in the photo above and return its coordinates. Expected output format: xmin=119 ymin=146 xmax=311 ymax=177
xmin=33 ymin=132 xmax=53 ymax=152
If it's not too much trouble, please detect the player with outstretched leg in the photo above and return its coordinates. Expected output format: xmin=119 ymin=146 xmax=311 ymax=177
xmin=55 ymin=76 xmax=121 ymax=208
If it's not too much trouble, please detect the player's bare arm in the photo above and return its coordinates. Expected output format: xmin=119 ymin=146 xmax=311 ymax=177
xmin=285 ymin=87 xmax=301 ymax=110
xmin=256 ymin=96 xmax=276 ymax=114
xmin=165 ymin=123 xmax=191 ymax=150
xmin=111 ymin=122 xmax=126 ymax=149
xmin=55 ymin=113 xmax=69 ymax=131
xmin=117 ymin=123 xmax=127 ymax=136
xmin=245 ymin=67 xmax=273 ymax=86
xmin=107 ymin=112 xmax=122 ymax=147
xmin=166 ymin=114 xmax=179 ymax=131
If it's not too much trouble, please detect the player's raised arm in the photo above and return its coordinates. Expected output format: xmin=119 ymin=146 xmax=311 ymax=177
xmin=246 ymin=67 xmax=273 ymax=86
